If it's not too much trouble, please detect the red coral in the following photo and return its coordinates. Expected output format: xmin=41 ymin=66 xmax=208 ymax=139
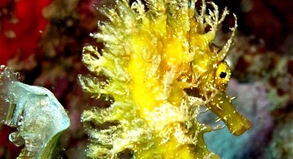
xmin=0 ymin=0 xmax=51 ymax=65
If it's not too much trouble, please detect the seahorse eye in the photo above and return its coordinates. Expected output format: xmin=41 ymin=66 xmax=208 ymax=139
xmin=219 ymin=72 xmax=227 ymax=78
xmin=215 ymin=61 xmax=231 ymax=90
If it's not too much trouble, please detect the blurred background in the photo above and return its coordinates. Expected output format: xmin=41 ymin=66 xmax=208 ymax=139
xmin=0 ymin=0 xmax=292 ymax=158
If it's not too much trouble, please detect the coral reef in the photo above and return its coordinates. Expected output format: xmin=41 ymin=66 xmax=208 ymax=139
xmin=0 ymin=0 xmax=51 ymax=65
xmin=1 ymin=0 xmax=293 ymax=158
xmin=0 ymin=0 xmax=117 ymax=157
xmin=79 ymin=0 xmax=251 ymax=158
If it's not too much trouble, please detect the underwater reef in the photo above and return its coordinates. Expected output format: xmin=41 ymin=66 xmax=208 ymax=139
xmin=0 ymin=0 xmax=51 ymax=65
xmin=1 ymin=0 xmax=293 ymax=158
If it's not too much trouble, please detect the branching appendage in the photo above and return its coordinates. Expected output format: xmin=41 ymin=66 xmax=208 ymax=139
xmin=0 ymin=65 xmax=70 ymax=159
xmin=217 ymin=14 xmax=238 ymax=61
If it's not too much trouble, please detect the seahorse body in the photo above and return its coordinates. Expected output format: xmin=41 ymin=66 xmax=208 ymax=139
xmin=80 ymin=0 xmax=251 ymax=158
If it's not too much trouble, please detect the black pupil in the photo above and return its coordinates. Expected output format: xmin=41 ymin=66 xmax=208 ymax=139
xmin=220 ymin=72 xmax=227 ymax=78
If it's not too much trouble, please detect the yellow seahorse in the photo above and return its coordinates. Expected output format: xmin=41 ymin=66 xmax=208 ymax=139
xmin=79 ymin=0 xmax=251 ymax=158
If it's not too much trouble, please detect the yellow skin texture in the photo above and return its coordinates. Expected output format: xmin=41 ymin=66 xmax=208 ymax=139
xmin=79 ymin=0 xmax=251 ymax=158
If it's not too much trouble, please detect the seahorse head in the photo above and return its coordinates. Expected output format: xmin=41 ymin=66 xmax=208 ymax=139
xmin=190 ymin=13 xmax=252 ymax=135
